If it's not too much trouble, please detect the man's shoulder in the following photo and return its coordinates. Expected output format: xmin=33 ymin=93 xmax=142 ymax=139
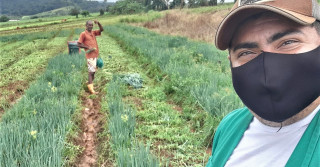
xmin=218 ymin=107 xmax=252 ymax=130
xmin=93 ymin=30 xmax=101 ymax=36
xmin=206 ymin=107 xmax=253 ymax=167
xmin=79 ymin=31 xmax=86 ymax=37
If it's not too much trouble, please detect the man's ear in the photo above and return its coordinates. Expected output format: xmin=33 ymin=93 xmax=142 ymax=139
xmin=227 ymin=48 xmax=232 ymax=61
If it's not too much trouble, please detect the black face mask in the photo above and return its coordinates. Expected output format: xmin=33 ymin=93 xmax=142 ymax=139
xmin=231 ymin=46 xmax=320 ymax=122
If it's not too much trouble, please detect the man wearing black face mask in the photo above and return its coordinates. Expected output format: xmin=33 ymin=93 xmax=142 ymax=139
xmin=206 ymin=0 xmax=320 ymax=167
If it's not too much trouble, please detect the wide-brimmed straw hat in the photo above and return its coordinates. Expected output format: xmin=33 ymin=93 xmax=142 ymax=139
xmin=216 ymin=0 xmax=320 ymax=50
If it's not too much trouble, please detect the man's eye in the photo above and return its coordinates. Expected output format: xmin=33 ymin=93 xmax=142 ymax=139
xmin=238 ymin=51 xmax=254 ymax=58
xmin=280 ymin=40 xmax=297 ymax=47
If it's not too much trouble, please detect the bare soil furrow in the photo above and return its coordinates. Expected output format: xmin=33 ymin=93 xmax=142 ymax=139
xmin=76 ymin=94 xmax=103 ymax=167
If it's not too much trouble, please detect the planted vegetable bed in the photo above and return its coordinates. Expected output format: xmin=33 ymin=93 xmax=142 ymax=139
xmin=0 ymin=53 xmax=85 ymax=166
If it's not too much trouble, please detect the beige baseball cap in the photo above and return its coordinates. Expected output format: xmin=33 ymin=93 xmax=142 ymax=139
xmin=215 ymin=0 xmax=320 ymax=50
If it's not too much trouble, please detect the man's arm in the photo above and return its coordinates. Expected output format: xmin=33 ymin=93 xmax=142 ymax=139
xmin=77 ymin=32 xmax=90 ymax=49
xmin=77 ymin=42 xmax=89 ymax=49
xmin=94 ymin=20 xmax=104 ymax=32
xmin=77 ymin=42 xmax=96 ymax=52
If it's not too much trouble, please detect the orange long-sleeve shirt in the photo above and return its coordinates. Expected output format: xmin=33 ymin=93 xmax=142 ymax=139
xmin=78 ymin=30 xmax=101 ymax=59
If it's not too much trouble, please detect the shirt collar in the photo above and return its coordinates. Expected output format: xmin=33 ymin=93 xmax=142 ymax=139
xmin=254 ymin=104 xmax=320 ymax=133
xmin=85 ymin=30 xmax=93 ymax=36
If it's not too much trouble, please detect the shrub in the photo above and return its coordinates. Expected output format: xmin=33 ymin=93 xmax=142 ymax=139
xmin=81 ymin=10 xmax=89 ymax=17
xmin=30 ymin=16 xmax=39 ymax=19
xmin=99 ymin=9 xmax=105 ymax=15
xmin=109 ymin=0 xmax=145 ymax=14
xmin=69 ymin=8 xmax=80 ymax=18
xmin=0 ymin=15 xmax=9 ymax=22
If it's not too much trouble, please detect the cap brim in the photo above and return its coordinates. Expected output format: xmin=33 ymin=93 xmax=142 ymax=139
xmin=215 ymin=4 xmax=316 ymax=50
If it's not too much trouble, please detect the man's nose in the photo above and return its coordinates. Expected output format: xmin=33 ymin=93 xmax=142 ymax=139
xmin=258 ymin=45 xmax=274 ymax=53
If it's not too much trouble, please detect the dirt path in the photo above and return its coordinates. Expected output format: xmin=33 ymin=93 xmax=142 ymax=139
xmin=77 ymin=95 xmax=103 ymax=167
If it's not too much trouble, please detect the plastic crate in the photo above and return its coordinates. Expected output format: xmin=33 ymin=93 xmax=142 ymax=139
xmin=67 ymin=41 xmax=80 ymax=55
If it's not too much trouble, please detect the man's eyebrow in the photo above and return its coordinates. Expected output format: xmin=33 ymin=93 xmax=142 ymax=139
xmin=267 ymin=29 xmax=303 ymax=43
xmin=232 ymin=42 xmax=259 ymax=52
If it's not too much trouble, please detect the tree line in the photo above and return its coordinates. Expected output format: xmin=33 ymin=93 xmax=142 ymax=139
xmin=1 ymin=0 xmax=109 ymax=16
xmin=0 ymin=0 xmax=235 ymax=21
xmin=108 ymin=0 xmax=230 ymax=14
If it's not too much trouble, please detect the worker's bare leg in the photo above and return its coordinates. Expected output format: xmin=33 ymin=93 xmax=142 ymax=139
xmin=88 ymin=72 xmax=95 ymax=84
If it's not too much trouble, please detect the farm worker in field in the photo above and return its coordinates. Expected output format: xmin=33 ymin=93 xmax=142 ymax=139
xmin=77 ymin=20 xmax=104 ymax=94
xmin=206 ymin=0 xmax=320 ymax=166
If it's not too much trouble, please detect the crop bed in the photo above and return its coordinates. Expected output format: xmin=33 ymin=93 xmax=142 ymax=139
xmin=0 ymin=29 xmax=74 ymax=112
xmin=0 ymin=53 xmax=85 ymax=166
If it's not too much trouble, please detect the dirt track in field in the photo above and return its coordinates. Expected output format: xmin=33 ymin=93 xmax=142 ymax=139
xmin=76 ymin=94 xmax=103 ymax=167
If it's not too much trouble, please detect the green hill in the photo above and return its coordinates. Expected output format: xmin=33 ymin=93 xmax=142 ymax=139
xmin=1 ymin=0 xmax=111 ymax=16
xmin=27 ymin=6 xmax=74 ymax=18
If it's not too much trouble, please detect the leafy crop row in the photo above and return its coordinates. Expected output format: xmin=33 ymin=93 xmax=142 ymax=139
xmin=94 ymin=33 xmax=210 ymax=166
xmin=0 ymin=31 xmax=73 ymax=111
xmin=106 ymin=78 xmax=160 ymax=166
xmin=0 ymin=53 xmax=85 ymax=166
xmin=105 ymin=24 xmax=243 ymax=144
xmin=106 ymin=24 xmax=242 ymax=117
xmin=0 ymin=29 xmax=71 ymax=43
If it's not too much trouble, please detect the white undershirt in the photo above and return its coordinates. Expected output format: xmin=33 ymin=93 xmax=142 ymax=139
xmin=225 ymin=104 xmax=320 ymax=167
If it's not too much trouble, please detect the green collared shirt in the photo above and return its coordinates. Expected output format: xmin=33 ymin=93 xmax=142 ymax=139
xmin=206 ymin=107 xmax=320 ymax=167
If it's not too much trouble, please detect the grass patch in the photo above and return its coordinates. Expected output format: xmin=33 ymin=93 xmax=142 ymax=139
xmin=183 ymin=3 xmax=234 ymax=13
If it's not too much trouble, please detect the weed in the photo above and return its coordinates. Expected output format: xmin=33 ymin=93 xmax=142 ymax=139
xmin=144 ymin=87 xmax=166 ymax=102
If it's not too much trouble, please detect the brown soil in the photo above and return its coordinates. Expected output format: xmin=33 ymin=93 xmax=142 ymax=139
xmin=76 ymin=94 xmax=104 ymax=167
xmin=168 ymin=101 xmax=183 ymax=114
xmin=152 ymin=140 xmax=175 ymax=158
xmin=123 ymin=96 xmax=144 ymax=110
xmin=0 ymin=80 xmax=28 ymax=115
xmin=141 ymin=9 xmax=230 ymax=44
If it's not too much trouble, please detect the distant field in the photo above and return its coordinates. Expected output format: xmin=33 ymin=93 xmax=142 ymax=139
xmin=0 ymin=14 xmax=98 ymax=33
xmin=0 ymin=11 xmax=164 ymax=35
